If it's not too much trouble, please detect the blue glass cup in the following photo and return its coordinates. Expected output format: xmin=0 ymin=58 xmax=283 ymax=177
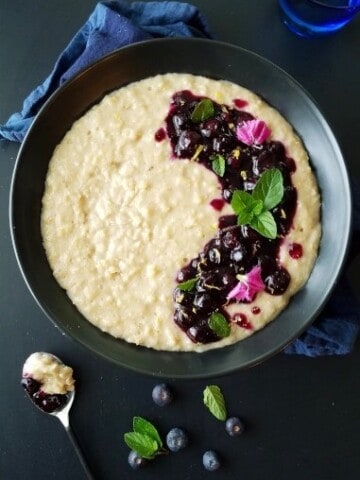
xmin=278 ymin=0 xmax=360 ymax=37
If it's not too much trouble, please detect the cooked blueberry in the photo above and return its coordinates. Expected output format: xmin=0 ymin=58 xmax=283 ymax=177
xmin=225 ymin=417 xmax=245 ymax=436
xmin=218 ymin=215 xmax=237 ymax=229
xmin=173 ymin=288 xmax=193 ymax=306
xmin=33 ymin=392 xmax=67 ymax=413
xmin=21 ymin=377 xmax=40 ymax=396
xmin=128 ymin=450 xmax=147 ymax=470
xmin=152 ymin=383 xmax=173 ymax=407
xmin=213 ymin=134 xmax=234 ymax=153
xmin=220 ymin=272 xmax=237 ymax=288
xmin=202 ymin=450 xmax=221 ymax=471
xmin=235 ymin=111 xmax=254 ymax=124
xmin=187 ymin=321 xmax=219 ymax=343
xmin=230 ymin=245 xmax=246 ymax=263
xmin=221 ymin=230 xmax=240 ymax=249
xmin=240 ymin=225 xmax=260 ymax=241
xmin=208 ymin=248 xmax=221 ymax=264
xmin=268 ymin=140 xmax=286 ymax=157
xmin=172 ymin=113 xmax=188 ymax=133
xmin=172 ymin=90 xmax=193 ymax=106
xmin=175 ymin=130 xmax=201 ymax=157
xmin=166 ymin=428 xmax=189 ymax=452
xmin=222 ymin=188 xmax=233 ymax=201
xmin=176 ymin=265 xmax=196 ymax=282
xmin=200 ymin=119 xmax=220 ymax=138
xmin=264 ymin=267 xmax=290 ymax=295
xmin=193 ymin=293 xmax=212 ymax=311
xmin=174 ymin=307 xmax=192 ymax=330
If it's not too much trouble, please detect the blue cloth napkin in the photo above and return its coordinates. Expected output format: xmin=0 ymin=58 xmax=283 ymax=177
xmin=285 ymin=182 xmax=360 ymax=356
xmin=1 ymin=1 xmax=359 ymax=356
xmin=0 ymin=0 xmax=211 ymax=142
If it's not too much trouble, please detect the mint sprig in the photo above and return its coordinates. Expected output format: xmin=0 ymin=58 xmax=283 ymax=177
xmin=231 ymin=168 xmax=284 ymax=239
xmin=203 ymin=385 xmax=227 ymax=421
xmin=208 ymin=312 xmax=231 ymax=338
xmin=210 ymin=154 xmax=226 ymax=177
xmin=191 ymin=99 xmax=215 ymax=123
xmin=124 ymin=416 xmax=167 ymax=460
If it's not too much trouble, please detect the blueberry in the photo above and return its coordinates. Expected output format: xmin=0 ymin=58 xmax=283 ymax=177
xmin=21 ymin=377 xmax=40 ymax=396
xmin=152 ymin=383 xmax=173 ymax=407
xmin=173 ymin=288 xmax=193 ymax=307
xmin=202 ymin=450 xmax=221 ymax=471
xmin=213 ymin=134 xmax=234 ymax=153
xmin=175 ymin=130 xmax=201 ymax=157
xmin=172 ymin=114 xmax=188 ymax=134
xmin=193 ymin=293 xmax=212 ymax=311
xmin=200 ymin=119 xmax=220 ymax=138
xmin=222 ymin=230 xmax=240 ymax=250
xmin=225 ymin=417 xmax=245 ymax=436
xmin=128 ymin=450 xmax=147 ymax=470
xmin=166 ymin=428 xmax=189 ymax=452
xmin=264 ymin=267 xmax=290 ymax=295
xmin=230 ymin=245 xmax=247 ymax=263
xmin=33 ymin=392 xmax=67 ymax=413
xmin=174 ymin=307 xmax=192 ymax=330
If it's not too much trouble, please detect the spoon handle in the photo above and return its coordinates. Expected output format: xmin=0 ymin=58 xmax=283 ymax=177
xmin=63 ymin=423 xmax=95 ymax=480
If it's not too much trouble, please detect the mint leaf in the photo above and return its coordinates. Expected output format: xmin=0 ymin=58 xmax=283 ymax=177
xmin=133 ymin=416 xmax=163 ymax=448
xmin=124 ymin=432 xmax=159 ymax=459
xmin=208 ymin=312 xmax=231 ymax=338
xmin=211 ymin=154 xmax=226 ymax=177
xmin=253 ymin=199 xmax=264 ymax=216
xmin=191 ymin=99 xmax=215 ymax=123
xmin=203 ymin=385 xmax=227 ymax=421
xmin=252 ymin=168 xmax=284 ymax=210
xmin=231 ymin=190 xmax=256 ymax=214
xmin=250 ymin=210 xmax=277 ymax=239
xmin=231 ymin=190 xmax=263 ymax=226
xmin=237 ymin=208 xmax=255 ymax=225
xmin=178 ymin=277 xmax=197 ymax=291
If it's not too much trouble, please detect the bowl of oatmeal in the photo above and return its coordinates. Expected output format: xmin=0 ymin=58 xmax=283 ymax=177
xmin=10 ymin=38 xmax=351 ymax=377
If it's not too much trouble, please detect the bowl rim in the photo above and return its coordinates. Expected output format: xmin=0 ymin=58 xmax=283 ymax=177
xmin=9 ymin=37 xmax=352 ymax=378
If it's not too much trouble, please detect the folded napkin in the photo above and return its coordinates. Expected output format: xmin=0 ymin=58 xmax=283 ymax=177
xmin=285 ymin=181 xmax=360 ymax=356
xmin=0 ymin=0 xmax=211 ymax=142
xmin=1 ymin=1 xmax=359 ymax=356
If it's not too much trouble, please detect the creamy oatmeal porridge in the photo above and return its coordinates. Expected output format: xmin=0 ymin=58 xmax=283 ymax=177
xmin=41 ymin=73 xmax=321 ymax=351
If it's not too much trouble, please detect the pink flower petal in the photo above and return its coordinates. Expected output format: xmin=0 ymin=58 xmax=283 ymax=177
xmin=236 ymin=119 xmax=271 ymax=145
xmin=227 ymin=266 xmax=265 ymax=303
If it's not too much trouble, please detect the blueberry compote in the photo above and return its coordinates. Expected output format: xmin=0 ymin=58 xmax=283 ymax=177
xmin=164 ymin=90 xmax=298 ymax=344
xmin=21 ymin=376 xmax=68 ymax=413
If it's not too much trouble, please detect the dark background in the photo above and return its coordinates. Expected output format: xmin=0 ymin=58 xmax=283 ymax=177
xmin=0 ymin=1 xmax=359 ymax=479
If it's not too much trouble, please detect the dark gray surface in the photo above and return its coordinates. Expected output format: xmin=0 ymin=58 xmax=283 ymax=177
xmin=0 ymin=1 xmax=359 ymax=479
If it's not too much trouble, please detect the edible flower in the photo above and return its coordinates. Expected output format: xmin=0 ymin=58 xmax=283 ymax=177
xmin=227 ymin=265 xmax=265 ymax=302
xmin=236 ymin=119 xmax=271 ymax=146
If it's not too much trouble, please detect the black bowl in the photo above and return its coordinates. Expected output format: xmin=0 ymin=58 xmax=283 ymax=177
xmin=10 ymin=38 xmax=351 ymax=378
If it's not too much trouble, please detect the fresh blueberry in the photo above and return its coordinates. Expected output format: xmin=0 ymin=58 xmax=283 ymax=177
xmin=202 ymin=450 xmax=221 ymax=471
xmin=166 ymin=428 xmax=189 ymax=452
xmin=152 ymin=383 xmax=173 ymax=407
xmin=225 ymin=417 xmax=245 ymax=436
xmin=128 ymin=450 xmax=147 ymax=470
